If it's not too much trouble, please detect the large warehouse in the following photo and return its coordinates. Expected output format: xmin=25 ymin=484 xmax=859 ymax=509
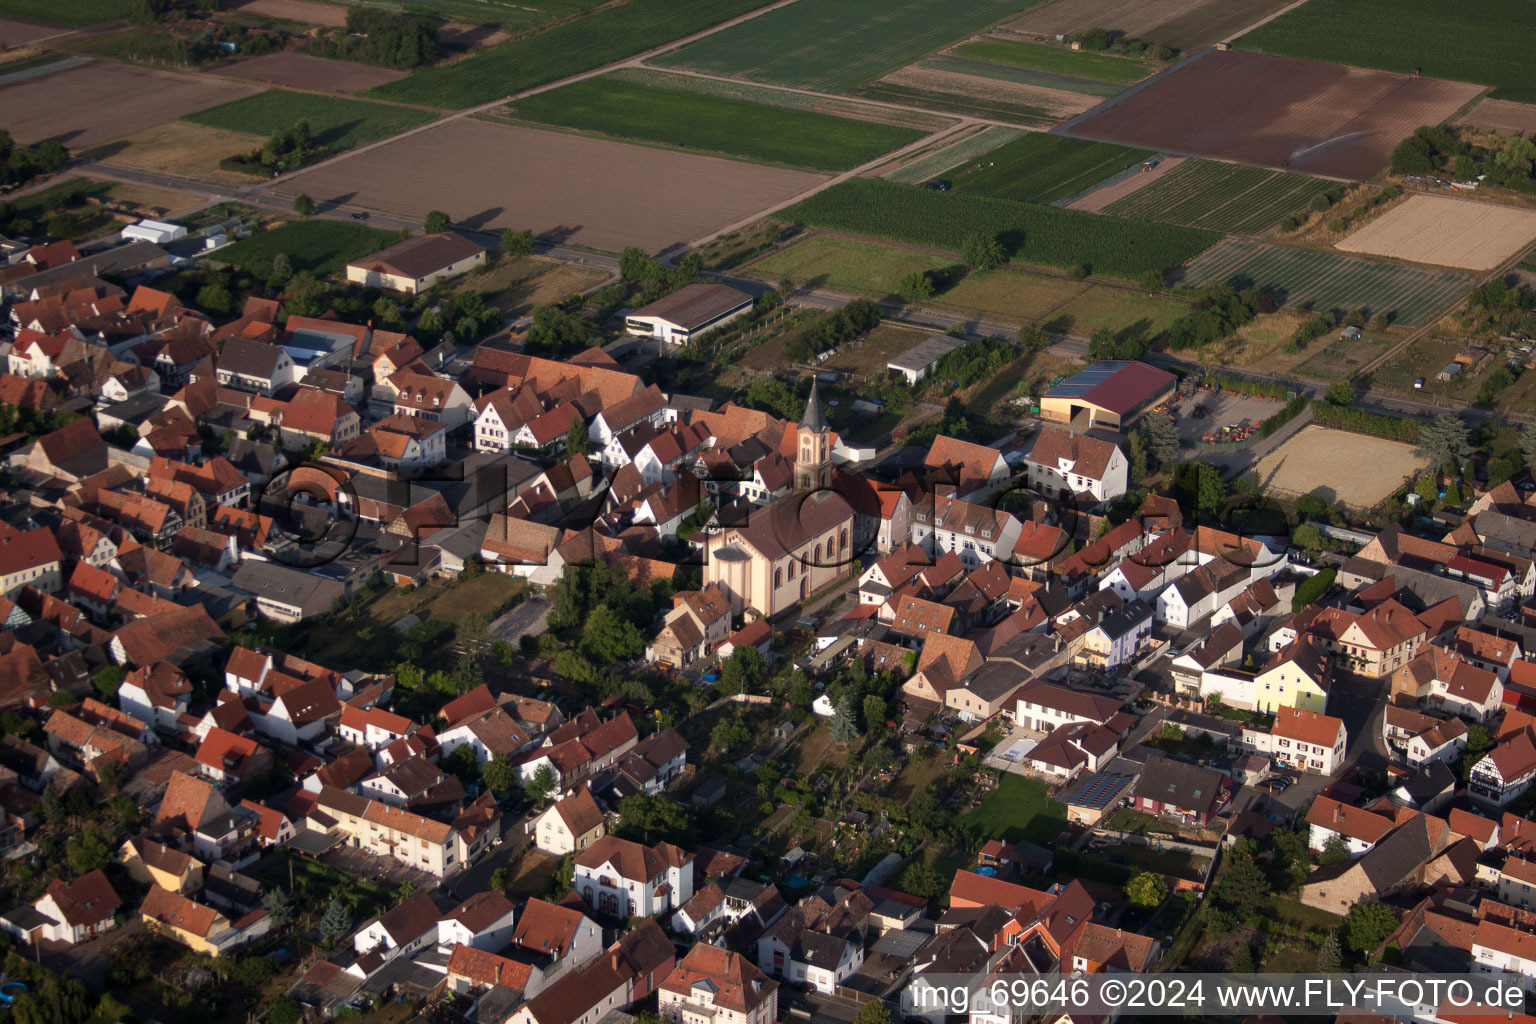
xmin=1040 ymin=360 xmax=1176 ymax=430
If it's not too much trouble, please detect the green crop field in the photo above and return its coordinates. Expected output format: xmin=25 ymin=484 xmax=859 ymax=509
xmin=1239 ymin=0 xmax=1536 ymax=103
xmin=784 ymin=178 xmax=1217 ymax=279
xmin=1102 ymin=160 xmax=1338 ymax=235
xmin=886 ymin=126 xmax=1025 ymax=184
xmin=368 ymin=0 xmax=770 ymax=108
xmin=505 ymin=73 xmax=924 ymax=171
xmin=184 ymin=90 xmax=436 ymax=151
xmin=0 ymin=0 xmax=130 ymax=26
xmin=1181 ymin=239 xmax=1471 ymax=327
xmin=951 ymin=38 xmax=1153 ymax=84
xmin=657 ymin=0 xmax=1042 ymax=93
xmin=217 ymin=220 xmax=399 ymax=277
xmin=947 ymin=133 xmax=1151 ymax=204
xmin=916 ymin=54 xmax=1125 ymax=98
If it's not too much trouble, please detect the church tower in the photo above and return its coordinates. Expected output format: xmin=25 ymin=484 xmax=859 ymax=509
xmin=795 ymin=380 xmax=832 ymax=492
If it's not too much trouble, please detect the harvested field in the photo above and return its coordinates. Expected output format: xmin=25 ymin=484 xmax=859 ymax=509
xmin=1255 ymin=425 xmax=1428 ymax=508
xmin=884 ymin=125 xmax=1025 ymax=184
xmin=232 ymin=0 xmax=347 ymax=26
xmin=82 ymin=121 xmax=265 ymax=184
xmin=272 ymin=120 xmax=825 ymax=254
xmin=105 ymin=181 xmax=204 ymax=217
xmin=1101 ymin=160 xmax=1337 ymax=235
xmin=1238 ymin=0 xmax=1536 ymax=104
xmin=656 ymin=0 xmax=1041 ymax=93
xmin=1459 ymin=98 xmax=1536 ymax=137
xmin=1070 ymin=155 xmax=1184 ymax=212
xmin=210 ymin=52 xmax=406 ymax=93
xmin=1068 ymin=50 xmax=1483 ymax=180
xmin=1334 ymin=195 xmax=1536 ymax=271
xmin=916 ymin=53 xmax=1124 ymax=99
xmin=1180 ymin=239 xmax=1469 ymax=327
xmin=0 ymin=60 xmax=259 ymax=148
xmin=857 ymin=66 xmax=1097 ymax=126
xmin=0 ymin=17 xmax=56 ymax=45
xmin=1007 ymin=0 xmax=1296 ymax=51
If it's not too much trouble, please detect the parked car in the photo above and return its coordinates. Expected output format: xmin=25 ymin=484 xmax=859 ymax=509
xmin=924 ymin=179 xmax=951 ymax=191
xmin=351 ymin=212 xmax=370 ymax=220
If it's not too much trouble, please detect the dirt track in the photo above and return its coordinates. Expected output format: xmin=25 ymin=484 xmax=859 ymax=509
xmin=1335 ymin=194 xmax=1536 ymax=271
xmin=1070 ymin=155 xmax=1185 ymax=212
xmin=210 ymin=51 xmax=405 ymax=92
xmin=1068 ymin=50 xmax=1482 ymax=179
xmin=0 ymin=61 xmax=259 ymax=148
xmin=270 ymin=119 xmax=827 ymax=254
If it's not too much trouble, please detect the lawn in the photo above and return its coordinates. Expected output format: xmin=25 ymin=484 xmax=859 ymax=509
xmin=455 ymin=255 xmax=609 ymax=314
xmin=959 ymin=774 xmax=1067 ymax=845
xmin=951 ymin=37 xmax=1153 ymax=84
xmin=184 ymin=89 xmax=437 ymax=151
xmin=368 ymin=0 xmax=771 ymax=108
xmin=785 ymin=178 xmax=1218 ymax=280
xmin=216 ymin=219 xmax=399 ymax=277
xmin=0 ymin=0 xmax=130 ymax=25
xmin=251 ymin=850 xmax=394 ymax=918
xmin=1238 ymin=0 xmax=1536 ymax=102
xmin=657 ymin=0 xmax=1042 ymax=93
xmin=754 ymin=235 xmax=952 ymax=295
xmin=505 ymin=73 xmax=924 ymax=171
xmin=948 ymin=132 xmax=1151 ymax=204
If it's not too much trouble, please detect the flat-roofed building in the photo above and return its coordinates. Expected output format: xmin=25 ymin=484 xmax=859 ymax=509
xmin=886 ymin=334 xmax=964 ymax=384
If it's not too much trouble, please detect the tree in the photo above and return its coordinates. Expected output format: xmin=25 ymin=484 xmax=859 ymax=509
xmin=1415 ymin=413 xmax=1473 ymax=472
xmin=829 ymin=693 xmax=859 ymax=743
xmin=1125 ymin=871 xmax=1168 ymax=908
xmin=895 ymin=859 xmax=942 ymax=900
xmin=490 ymin=867 xmax=510 ymax=891
xmin=853 ymin=1001 xmax=893 ymax=1024
xmin=898 ymin=270 xmax=934 ymax=303
xmin=263 ymin=887 xmax=294 ymax=928
xmin=92 ymin=665 xmax=127 ymax=699
xmin=710 ymin=717 xmax=751 ymax=753
xmin=424 ymin=210 xmax=451 ymax=233
xmin=960 ymin=232 xmax=1005 ymax=270
xmin=526 ymin=764 xmax=556 ymax=804
xmin=293 ymin=194 xmax=315 ymax=216
xmin=1216 ymin=854 xmax=1271 ymax=913
xmin=1343 ymin=902 xmax=1397 ymax=956
xmin=1316 ymin=929 xmax=1343 ymax=971
xmin=319 ymin=898 xmax=351 ymax=938
xmin=1319 ymin=837 xmax=1348 ymax=866
xmin=1292 ymin=522 xmax=1323 ymax=552
xmin=579 ymin=604 xmax=645 ymax=663
xmin=1324 ymin=382 xmax=1357 ymax=406
xmin=66 ymin=826 xmax=112 ymax=874
xmin=863 ymin=695 xmax=887 ymax=733
xmin=564 ymin=415 xmax=590 ymax=456
xmin=500 ymin=228 xmax=535 ymax=257
xmin=1141 ymin=414 xmax=1181 ymax=467
xmin=197 ymin=283 xmax=233 ymax=317
xmin=269 ymin=251 xmax=292 ymax=285
xmin=1519 ymin=423 xmax=1536 ymax=470
xmin=482 ymin=752 xmax=517 ymax=795
xmin=269 ymin=999 xmax=302 ymax=1024
xmin=720 ymin=646 xmax=766 ymax=695
xmin=39 ymin=783 xmax=63 ymax=825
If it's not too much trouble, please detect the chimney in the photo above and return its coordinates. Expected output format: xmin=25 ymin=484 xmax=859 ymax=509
xmin=494 ymin=962 xmax=502 ymax=985
xmin=612 ymin=951 xmax=621 ymax=971
xmin=1335 ymin=806 xmax=1344 ymax=823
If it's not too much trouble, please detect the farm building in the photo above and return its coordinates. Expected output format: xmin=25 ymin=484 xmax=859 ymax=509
xmin=345 ymin=233 xmax=487 ymax=294
xmin=886 ymin=334 xmax=964 ymax=384
xmin=625 ymin=283 xmax=753 ymax=346
xmin=1039 ymin=360 xmax=1176 ymax=431
xmin=122 ymin=219 xmax=188 ymax=245
xmin=1437 ymin=363 xmax=1463 ymax=382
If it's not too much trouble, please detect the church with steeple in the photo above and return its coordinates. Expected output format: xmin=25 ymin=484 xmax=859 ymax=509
xmin=794 ymin=380 xmax=832 ymax=492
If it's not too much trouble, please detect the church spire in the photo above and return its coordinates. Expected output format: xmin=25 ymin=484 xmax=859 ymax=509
xmin=799 ymin=379 xmax=828 ymax=433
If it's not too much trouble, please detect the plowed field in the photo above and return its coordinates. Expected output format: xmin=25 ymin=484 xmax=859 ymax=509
xmin=1334 ymin=195 xmax=1536 ymax=271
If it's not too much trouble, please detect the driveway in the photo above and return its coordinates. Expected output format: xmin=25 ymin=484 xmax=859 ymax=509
xmin=489 ymin=597 xmax=550 ymax=643
xmin=40 ymin=918 xmax=141 ymax=989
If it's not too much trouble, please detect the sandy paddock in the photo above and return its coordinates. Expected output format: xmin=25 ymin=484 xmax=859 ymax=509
xmin=1070 ymin=155 xmax=1185 ymax=212
xmin=233 ymin=0 xmax=349 ymax=26
xmin=210 ymin=51 xmax=405 ymax=92
xmin=1255 ymin=425 xmax=1428 ymax=508
xmin=1069 ymin=50 xmax=1483 ymax=179
xmin=271 ymin=119 xmax=827 ymax=254
xmin=1335 ymin=194 xmax=1536 ymax=271
xmin=0 ymin=61 xmax=259 ymax=148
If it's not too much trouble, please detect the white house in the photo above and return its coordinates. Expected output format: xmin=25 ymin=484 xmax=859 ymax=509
xmin=1237 ymin=706 xmax=1347 ymax=775
xmin=624 ymin=284 xmax=753 ymax=346
xmin=354 ymin=893 xmax=443 ymax=960
xmin=1471 ymin=733 xmax=1536 ymax=807
xmin=4 ymin=870 xmax=122 ymax=946
xmin=572 ymin=835 xmax=694 ymax=919
xmin=436 ymin=891 xmax=517 ymax=953
xmin=117 ymin=662 xmax=193 ymax=730
xmin=345 ymin=233 xmax=487 ymax=294
xmin=1013 ymin=680 xmax=1123 ymax=734
xmin=1473 ymin=916 xmax=1536 ymax=992
xmin=1022 ymin=427 xmax=1127 ymax=504
xmin=338 ymin=705 xmax=417 ymax=754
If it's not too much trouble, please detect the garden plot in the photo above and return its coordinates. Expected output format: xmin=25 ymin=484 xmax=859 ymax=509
xmin=1255 ymin=425 xmax=1428 ymax=509
xmin=1100 ymin=160 xmax=1337 ymax=235
xmin=1334 ymin=195 xmax=1536 ymax=271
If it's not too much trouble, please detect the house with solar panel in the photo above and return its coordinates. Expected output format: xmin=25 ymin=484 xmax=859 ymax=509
xmin=1039 ymin=360 xmax=1176 ymax=431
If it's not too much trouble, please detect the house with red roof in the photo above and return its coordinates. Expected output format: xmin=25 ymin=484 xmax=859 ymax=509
xmin=194 ymin=728 xmax=274 ymax=787
xmin=1 ymin=869 xmax=121 ymax=945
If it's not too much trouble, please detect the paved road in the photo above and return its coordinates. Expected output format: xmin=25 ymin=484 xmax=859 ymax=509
xmin=450 ymin=829 xmax=530 ymax=900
